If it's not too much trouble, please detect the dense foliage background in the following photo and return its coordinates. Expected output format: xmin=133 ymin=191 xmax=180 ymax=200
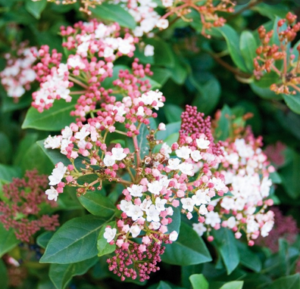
xmin=1 ymin=0 xmax=300 ymax=288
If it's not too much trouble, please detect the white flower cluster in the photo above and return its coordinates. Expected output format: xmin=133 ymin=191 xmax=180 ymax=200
xmin=0 ymin=46 xmax=37 ymax=98
xmin=113 ymin=0 xmax=169 ymax=36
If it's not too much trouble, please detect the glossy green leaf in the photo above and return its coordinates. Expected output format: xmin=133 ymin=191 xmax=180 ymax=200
xmin=212 ymin=228 xmax=240 ymax=275
xmin=0 ymin=164 xmax=22 ymax=183
xmin=156 ymin=122 xmax=181 ymax=141
xmin=220 ymin=281 xmax=244 ymax=289
xmin=0 ymin=132 xmax=11 ymax=164
xmin=49 ymin=257 xmax=98 ymax=289
xmin=91 ymin=3 xmax=136 ymax=29
xmin=78 ymin=191 xmax=116 ymax=218
xmin=157 ymin=281 xmax=172 ymax=289
xmin=268 ymin=274 xmax=300 ymax=289
xmin=25 ymin=0 xmax=47 ymax=19
xmin=189 ymin=274 xmax=208 ymax=289
xmin=164 ymin=104 xmax=183 ymax=123
xmin=97 ymin=221 xmax=116 ymax=257
xmin=22 ymin=99 xmax=76 ymax=131
xmin=0 ymin=259 xmax=8 ymax=289
xmin=37 ymin=231 xmax=55 ymax=249
xmin=240 ymin=31 xmax=257 ymax=72
xmin=40 ymin=215 xmax=105 ymax=264
xmin=283 ymin=93 xmax=300 ymax=115
xmin=162 ymin=222 xmax=211 ymax=266
xmin=215 ymin=25 xmax=248 ymax=72
xmin=252 ymin=3 xmax=288 ymax=20
xmin=214 ymin=105 xmax=232 ymax=141
xmin=250 ymin=83 xmax=282 ymax=100
xmin=0 ymin=223 xmax=19 ymax=257
xmin=280 ymin=151 xmax=300 ymax=199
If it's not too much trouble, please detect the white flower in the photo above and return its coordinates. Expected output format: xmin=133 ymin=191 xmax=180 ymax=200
xmin=192 ymin=190 xmax=210 ymax=206
xmin=156 ymin=19 xmax=169 ymax=29
xmin=140 ymin=90 xmax=164 ymax=110
xmin=181 ymin=198 xmax=194 ymax=212
xmin=155 ymin=197 xmax=167 ymax=212
xmin=112 ymin=147 xmax=126 ymax=161
xmin=179 ymin=162 xmax=194 ymax=176
xmin=193 ymin=223 xmax=207 ymax=236
xmin=211 ymin=177 xmax=226 ymax=191
xmin=176 ymin=146 xmax=191 ymax=159
xmin=103 ymin=154 xmax=115 ymax=167
xmin=261 ymin=221 xmax=274 ymax=237
xmin=146 ymin=205 xmax=160 ymax=222
xmin=148 ymin=181 xmax=163 ymax=195
xmin=168 ymin=158 xmax=181 ymax=170
xmin=199 ymin=204 xmax=208 ymax=215
xmin=162 ymin=0 xmax=173 ymax=7
xmin=44 ymin=135 xmax=61 ymax=149
xmin=260 ymin=177 xmax=272 ymax=198
xmin=48 ymin=162 xmax=66 ymax=186
xmin=169 ymin=231 xmax=178 ymax=241
xmin=140 ymin=199 xmax=152 ymax=211
xmin=161 ymin=143 xmax=171 ymax=158
xmin=120 ymin=200 xmax=133 ymax=215
xmin=45 ymin=186 xmax=59 ymax=201
xmin=128 ymin=185 xmax=143 ymax=197
xmin=247 ymin=217 xmax=259 ymax=233
xmin=158 ymin=123 xmax=166 ymax=131
xmin=130 ymin=224 xmax=141 ymax=238
xmin=196 ymin=138 xmax=210 ymax=149
xmin=191 ymin=150 xmax=202 ymax=162
xmin=144 ymin=44 xmax=154 ymax=57
xmin=61 ymin=126 xmax=72 ymax=139
xmin=205 ymin=211 xmax=221 ymax=227
xmin=227 ymin=216 xmax=236 ymax=229
xmin=103 ymin=227 xmax=116 ymax=243
xmin=129 ymin=205 xmax=144 ymax=221
xmin=75 ymin=126 xmax=90 ymax=141
xmin=103 ymin=46 xmax=114 ymax=58
xmin=221 ymin=197 xmax=235 ymax=211
xmin=150 ymin=221 xmax=161 ymax=230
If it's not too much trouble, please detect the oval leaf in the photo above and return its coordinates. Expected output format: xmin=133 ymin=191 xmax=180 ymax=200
xmin=97 ymin=221 xmax=116 ymax=257
xmin=40 ymin=215 xmax=105 ymax=264
xmin=161 ymin=222 xmax=211 ymax=266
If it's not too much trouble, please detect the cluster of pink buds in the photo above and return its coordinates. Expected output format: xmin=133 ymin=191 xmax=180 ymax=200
xmin=254 ymin=12 xmax=300 ymax=95
xmin=0 ymin=43 xmax=37 ymax=99
xmin=159 ymin=0 xmax=235 ymax=37
xmin=192 ymin=128 xmax=275 ymax=245
xmin=32 ymin=20 xmax=140 ymax=114
xmin=0 ymin=170 xmax=59 ymax=242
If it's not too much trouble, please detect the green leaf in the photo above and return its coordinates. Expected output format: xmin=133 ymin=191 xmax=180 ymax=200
xmin=166 ymin=206 xmax=181 ymax=235
xmin=250 ymin=83 xmax=282 ymax=100
xmin=146 ymin=38 xmax=175 ymax=68
xmin=13 ymin=133 xmax=38 ymax=166
xmin=270 ymin=171 xmax=281 ymax=184
xmin=252 ymin=3 xmax=288 ymax=20
xmin=215 ymin=25 xmax=248 ymax=72
xmin=280 ymin=151 xmax=300 ymax=199
xmin=164 ymin=104 xmax=183 ymax=123
xmin=0 ymin=223 xmax=19 ymax=257
xmin=97 ymin=221 xmax=116 ymax=257
xmin=220 ymin=281 xmax=244 ymax=289
xmin=156 ymin=122 xmax=181 ymax=141
xmin=157 ymin=281 xmax=172 ymax=289
xmin=283 ymin=92 xmax=300 ymax=115
xmin=37 ymin=140 xmax=70 ymax=166
xmin=49 ymin=257 xmax=98 ymax=289
xmin=40 ymin=215 xmax=105 ymax=264
xmin=137 ymin=123 xmax=150 ymax=159
xmin=162 ymin=222 xmax=211 ymax=266
xmin=214 ymin=105 xmax=232 ymax=141
xmin=254 ymin=71 xmax=279 ymax=89
xmin=189 ymin=274 xmax=208 ymax=289
xmin=0 ymin=259 xmax=8 ymax=289
xmin=236 ymin=241 xmax=261 ymax=273
xmin=25 ymin=0 xmax=47 ymax=19
xmin=22 ymin=99 xmax=76 ymax=131
xmin=240 ymin=31 xmax=257 ymax=72
xmin=0 ymin=132 xmax=12 ymax=164
xmin=0 ymin=164 xmax=21 ymax=183
xmin=37 ymin=231 xmax=55 ymax=249
xmin=167 ymin=57 xmax=187 ymax=84
xmin=78 ymin=191 xmax=115 ymax=218
xmin=151 ymin=67 xmax=171 ymax=86
xmin=212 ymin=228 xmax=240 ymax=275
xmin=91 ymin=3 xmax=136 ymax=29
xmin=268 ymin=274 xmax=300 ymax=289
xmin=192 ymin=77 xmax=221 ymax=115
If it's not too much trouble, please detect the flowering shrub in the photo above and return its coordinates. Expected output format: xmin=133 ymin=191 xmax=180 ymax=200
xmin=1 ymin=0 xmax=300 ymax=288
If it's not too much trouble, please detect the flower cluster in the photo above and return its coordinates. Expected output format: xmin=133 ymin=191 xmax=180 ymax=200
xmin=0 ymin=170 xmax=59 ymax=242
xmin=0 ymin=43 xmax=37 ymax=99
xmin=254 ymin=12 xmax=300 ymax=95
xmin=32 ymin=0 xmax=103 ymax=14
xmin=256 ymin=207 xmax=298 ymax=252
xmin=159 ymin=0 xmax=235 ymax=37
xmin=32 ymin=20 xmax=153 ymax=116
xmin=193 ymin=128 xmax=275 ymax=244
